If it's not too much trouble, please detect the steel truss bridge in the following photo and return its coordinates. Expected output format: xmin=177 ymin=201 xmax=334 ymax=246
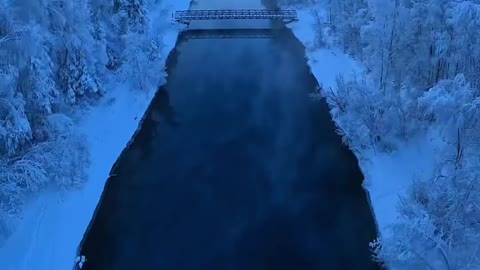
xmin=173 ymin=9 xmax=298 ymax=24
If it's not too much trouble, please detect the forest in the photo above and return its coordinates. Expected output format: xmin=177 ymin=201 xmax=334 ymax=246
xmin=279 ymin=0 xmax=480 ymax=268
xmin=1 ymin=0 xmax=479 ymax=268
xmin=0 ymin=0 xmax=160 ymax=241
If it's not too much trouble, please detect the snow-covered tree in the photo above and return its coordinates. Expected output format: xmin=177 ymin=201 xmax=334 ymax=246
xmin=0 ymin=0 xmax=160 ymax=242
xmin=0 ymin=65 xmax=31 ymax=157
xmin=371 ymin=75 xmax=480 ymax=268
xmin=107 ymin=0 xmax=149 ymax=70
xmin=372 ymin=147 xmax=480 ymax=269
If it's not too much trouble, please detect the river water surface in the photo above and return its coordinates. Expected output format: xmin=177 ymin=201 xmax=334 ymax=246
xmin=78 ymin=1 xmax=380 ymax=269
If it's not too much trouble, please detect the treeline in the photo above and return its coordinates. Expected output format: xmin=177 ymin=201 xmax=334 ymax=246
xmin=281 ymin=0 xmax=480 ymax=268
xmin=0 ymin=0 xmax=160 ymax=240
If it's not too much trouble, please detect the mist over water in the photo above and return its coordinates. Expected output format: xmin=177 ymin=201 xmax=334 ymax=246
xmin=78 ymin=1 xmax=380 ymax=269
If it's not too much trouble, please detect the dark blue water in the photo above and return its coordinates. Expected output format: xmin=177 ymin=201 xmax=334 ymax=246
xmin=78 ymin=26 xmax=379 ymax=270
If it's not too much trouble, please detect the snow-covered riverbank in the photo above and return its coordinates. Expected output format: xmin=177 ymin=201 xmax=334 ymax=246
xmin=0 ymin=1 xmax=189 ymax=269
xmin=283 ymin=5 xmax=439 ymax=239
xmin=284 ymin=0 xmax=480 ymax=268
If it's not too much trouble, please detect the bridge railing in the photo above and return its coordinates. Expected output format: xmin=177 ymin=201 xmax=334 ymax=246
xmin=173 ymin=9 xmax=298 ymax=23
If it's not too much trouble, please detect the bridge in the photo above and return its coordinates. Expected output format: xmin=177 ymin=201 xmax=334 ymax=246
xmin=173 ymin=9 xmax=298 ymax=24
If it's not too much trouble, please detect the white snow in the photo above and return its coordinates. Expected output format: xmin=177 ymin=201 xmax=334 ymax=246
xmin=284 ymin=5 xmax=439 ymax=236
xmin=0 ymin=1 xmax=190 ymax=269
xmin=287 ymin=8 xmax=364 ymax=90
xmin=360 ymin=135 xmax=440 ymax=233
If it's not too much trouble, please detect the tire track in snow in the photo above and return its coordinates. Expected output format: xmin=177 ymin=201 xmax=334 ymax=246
xmin=21 ymin=200 xmax=47 ymax=270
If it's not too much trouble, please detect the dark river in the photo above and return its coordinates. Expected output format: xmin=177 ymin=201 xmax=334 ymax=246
xmin=78 ymin=3 xmax=380 ymax=269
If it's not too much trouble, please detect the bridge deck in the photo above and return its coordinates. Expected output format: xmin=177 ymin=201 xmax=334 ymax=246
xmin=174 ymin=9 xmax=297 ymax=23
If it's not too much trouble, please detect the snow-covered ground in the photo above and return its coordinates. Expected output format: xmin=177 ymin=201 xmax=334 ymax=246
xmin=284 ymin=5 xmax=440 ymax=236
xmin=0 ymin=1 xmax=190 ymax=269
xmin=359 ymin=136 xmax=440 ymax=232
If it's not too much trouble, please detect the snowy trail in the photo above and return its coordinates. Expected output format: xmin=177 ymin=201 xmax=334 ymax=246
xmin=23 ymin=200 xmax=47 ymax=269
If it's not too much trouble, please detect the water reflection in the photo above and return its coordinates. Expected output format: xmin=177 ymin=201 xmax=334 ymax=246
xmin=180 ymin=28 xmax=276 ymax=40
xmin=124 ymin=87 xmax=178 ymax=162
